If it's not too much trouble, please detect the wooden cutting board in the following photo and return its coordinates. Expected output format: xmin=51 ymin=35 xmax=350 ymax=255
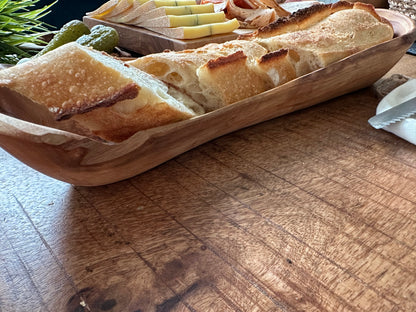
xmin=83 ymin=16 xmax=253 ymax=55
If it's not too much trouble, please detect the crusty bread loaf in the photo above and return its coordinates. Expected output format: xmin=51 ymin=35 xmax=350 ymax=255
xmin=201 ymin=1 xmax=393 ymax=105
xmin=128 ymin=47 xmax=224 ymax=106
xmin=130 ymin=2 xmax=393 ymax=111
xmin=0 ymin=42 xmax=204 ymax=142
xmin=196 ymin=48 xmax=300 ymax=108
xmin=127 ymin=39 xmax=268 ymax=111
xmin=244 ymin=2 xmax=394 ymax=69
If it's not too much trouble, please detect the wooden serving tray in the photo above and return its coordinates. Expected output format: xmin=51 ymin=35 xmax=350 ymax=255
xmin=1 ymin=9 xmax=415 ymax=186
xmin=83 ymin=16 xmax=253 ymax=55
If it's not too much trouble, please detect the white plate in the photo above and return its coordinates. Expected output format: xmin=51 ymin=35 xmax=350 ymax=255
xmin=376 ymin=79 xmax=416 ymax=145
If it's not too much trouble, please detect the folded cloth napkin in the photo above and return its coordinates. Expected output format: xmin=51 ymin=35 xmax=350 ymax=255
xmin=375 ymin=78 xmax=416 ymax=145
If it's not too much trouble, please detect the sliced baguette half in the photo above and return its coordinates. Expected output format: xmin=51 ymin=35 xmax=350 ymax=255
xmin=128 ymin=39 xmax=268 ymax=110
xmin=244 ymin=1 xmax=394 ymax=68
xmin=0 ymin=42 xmax=203 ymax=142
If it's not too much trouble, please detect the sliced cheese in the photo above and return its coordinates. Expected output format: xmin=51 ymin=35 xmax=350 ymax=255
xmin=140 ymin=12 xmax=225 ymax=27
xmin=86 ymin=0 xmax=119 ymax=18
xmin=107 ymin=0 xmax=149 ymax=23
xmin=88 ymin=0 xmax=135 ymax=19
xmin=133 ymin=3 xmax=214 ymax=24
xmin=156 ymin=3 xmax=214 ymax=15
xmin=144 ymin=18 xmax=240 ymax=39
xmin=127 ymin=0 xmax=197 ymax=24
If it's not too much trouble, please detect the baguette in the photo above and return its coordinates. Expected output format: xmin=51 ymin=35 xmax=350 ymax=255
xmin=129 ymin=2 xmax=393 ymax=111
xmin=197 ymin=1 xmax=393 ymax=105
xmin=196 ymin=47 xmax=299 ymax=108
xmin=128 ymin=39 xmax=268 ymax=111
xmin=195 ymin=47 xmax=297 ymax=108
xmin=0 ymin=42 xmax=204 ymax=142
xmin=244 ymin=2 xmax=394 ymax=69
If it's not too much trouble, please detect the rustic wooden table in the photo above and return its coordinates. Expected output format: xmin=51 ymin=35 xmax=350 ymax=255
xmin=1 ymin=54 xmax=416 ymax=312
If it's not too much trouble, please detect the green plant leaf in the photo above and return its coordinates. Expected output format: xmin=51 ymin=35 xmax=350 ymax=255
xmin=0 ymin=0 xmax=57 ymax=64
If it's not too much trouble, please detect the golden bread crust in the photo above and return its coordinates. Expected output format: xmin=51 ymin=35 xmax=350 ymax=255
xmin=0 ymin=46 xmax=141 ymax=121
xmin=242 ymin=1 xmax=392 ymax=39
xmin=256 ymin=49 xmax=297 ymax=86
xmin=205 ymin=50 xmax=248 ymax=70
xmin=72 ymin=99 xmax=194 ymax=142
xmin=0 ymin=43 xmax=199 ymax=142
xmin=128 ymin=39 xmax=268 ymax=109
xmin=198 ymin=51 xmax=272 ymax=108
xmin=245 ymin=1 xmax=394 ymax=71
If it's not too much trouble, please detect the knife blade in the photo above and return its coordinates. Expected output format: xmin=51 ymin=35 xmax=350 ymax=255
xmin=368 ymin=96 xmax=416 ymax=129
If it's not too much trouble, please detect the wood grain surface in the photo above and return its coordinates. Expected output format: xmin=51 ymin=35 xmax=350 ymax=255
xmin=1 ymin=53 xmax=416 ymax=311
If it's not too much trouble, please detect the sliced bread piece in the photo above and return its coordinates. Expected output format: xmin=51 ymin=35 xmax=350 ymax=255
xmin=0 ymin=42 xmax=204 ymax=142
xmin=254 ymin=48 xmax=297 ymax=87
xmin=127 ymin=39 xmax=268 ymax=109
xmin=197 ymin=51 xmax=273 ymax=110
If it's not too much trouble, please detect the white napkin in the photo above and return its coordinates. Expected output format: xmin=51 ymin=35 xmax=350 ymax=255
xmin=375 ymin=79 xmax=416 ymax=145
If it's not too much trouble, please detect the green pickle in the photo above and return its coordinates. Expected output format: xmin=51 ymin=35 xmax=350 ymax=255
xmin=37 ymin=20 xmax=90 ymax=56
xmin=76 ymin=25 xmax=119 ymax=53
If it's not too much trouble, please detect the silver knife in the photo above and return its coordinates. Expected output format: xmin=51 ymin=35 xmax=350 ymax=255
xmin=368 ymin=96 xmax=416 ymax=129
